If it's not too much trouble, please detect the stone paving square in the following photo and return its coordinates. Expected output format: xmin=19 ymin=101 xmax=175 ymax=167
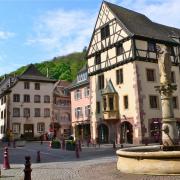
xmin=0 ymin=142 xmax=180 ymax=180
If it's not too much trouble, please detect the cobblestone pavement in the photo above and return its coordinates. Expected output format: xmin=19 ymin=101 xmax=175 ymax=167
xmin=0 ymin=142 xmax=180 ymax=180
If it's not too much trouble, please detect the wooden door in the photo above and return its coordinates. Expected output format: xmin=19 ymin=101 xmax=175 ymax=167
xmin=24 ymin=124 xmax=34 ymax=138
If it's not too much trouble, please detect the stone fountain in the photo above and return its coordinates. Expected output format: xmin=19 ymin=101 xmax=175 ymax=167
xmin=116 ymin=45 xmax=180 ymax=175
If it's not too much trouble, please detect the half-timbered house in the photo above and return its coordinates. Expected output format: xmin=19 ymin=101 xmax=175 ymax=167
xmin=87 ymin=1 xmax=180 ymax=144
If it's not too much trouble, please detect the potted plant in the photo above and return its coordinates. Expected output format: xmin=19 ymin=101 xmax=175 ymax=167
xmin=51 ymin=139 xmax=61 ymax=149
xmin=65 ymin=140 xmax=75 ymax=151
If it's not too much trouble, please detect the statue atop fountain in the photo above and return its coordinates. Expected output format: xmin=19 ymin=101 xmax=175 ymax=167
xmin=156 ymin=44 xmax=179 ymax=148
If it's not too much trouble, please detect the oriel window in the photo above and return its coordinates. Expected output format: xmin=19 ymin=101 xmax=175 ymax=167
xmin=103 ymin=97 xmax=107 ymax=111
xmin=101 ymin=24 xmax=110 ymax=40
xmin=109 ymin=96 xmax=114 ymax=110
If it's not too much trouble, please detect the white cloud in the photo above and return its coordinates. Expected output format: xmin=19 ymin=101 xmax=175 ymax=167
xmin=26 ymin=0 xmax=180 ymax=57
xmin=27 ymin=9 xmax=97 ymax=56
xmin=0 ymin=31 xmax=15 ymax=40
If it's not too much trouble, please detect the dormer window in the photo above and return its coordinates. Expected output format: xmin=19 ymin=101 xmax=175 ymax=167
xmin=148 ymin=42 xmax=156 ymax=52
xmin=77 ymin=72 xmax=88 ymax=82
xmin=95 ymin=53 xmax=101 ymax=65
xmin=101 ymin=24 xmax=110 ymax=40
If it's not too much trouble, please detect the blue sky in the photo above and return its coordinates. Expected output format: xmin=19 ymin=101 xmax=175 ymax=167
xmin=0 ymin=0 xmax=180 ymax=75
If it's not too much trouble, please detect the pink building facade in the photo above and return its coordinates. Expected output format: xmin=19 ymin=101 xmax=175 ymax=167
xmin=53 ymin=80 xmax=71 ymax=139
xmin=69 ymin=66 xmax=91 ymax=142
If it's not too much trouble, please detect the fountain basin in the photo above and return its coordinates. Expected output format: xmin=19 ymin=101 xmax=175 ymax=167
xmin=116 ymin=145 xmax=180 ymax=175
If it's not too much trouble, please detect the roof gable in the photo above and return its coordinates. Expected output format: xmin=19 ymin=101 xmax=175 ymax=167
xmin=105 ymin=1 xmax=180 ymax=44
xmin=19 ymin=64 xmax=56 ymax=82
xmin=21 ymin=64 xmax=44 ymax=77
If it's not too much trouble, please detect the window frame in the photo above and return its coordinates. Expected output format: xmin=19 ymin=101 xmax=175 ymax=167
xmin=34 ymin=95 xmax=41 ymax=103
xmin=24 ymin=82 xmax=30 ymax=89
xmin=116 ymin=43 xmax=124 ymax=56
xmin=34 ymin=108 xmax=41 ymax=117
xmin=95 ymin=53 xmax=101 ymax=65
xmin=44 ymin=108 xmax=50 ymax=117
xmin=37 ymin=123 xmax=45 ymax=133
xmin=13 ymin=108 xmax=20 ymax=117
xmin=35 ymin=83 xmax=40 ymax=90
xmin=24 ymin=94 xmax=30 ymax=103
xmin=13 ymin=94 xmax=20 ymax=102
xmin=123 ymin=95 xmax=129 ymax=109
xmin=116 ymin=69 xmax=123 ymax=84
xmin=98 ymin=74 xmax=104 ymax=90
xmin=146 ymin=68 xmax=156 ymax=82
xmin=148 ymin=41 xmax=156 ymax=52
xmin=101 ymin=24 xmax=110 ymax=40
xmin=172 ymin=96 xmax=179 ymax=109
xmin=23 ymin=108 xmax=30 ymax=118
xmin=96 ymin=101 xmax=101 ymax=114
xmin=149 ymin=95 xmax=159 ymax=109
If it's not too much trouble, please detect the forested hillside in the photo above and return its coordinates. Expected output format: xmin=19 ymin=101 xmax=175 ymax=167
xmin=1 ymin=51 xmax=86 ymax=82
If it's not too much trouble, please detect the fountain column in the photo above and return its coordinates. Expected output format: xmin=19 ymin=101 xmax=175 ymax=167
xmin=156 ymin=45 xmax=178 ymax=146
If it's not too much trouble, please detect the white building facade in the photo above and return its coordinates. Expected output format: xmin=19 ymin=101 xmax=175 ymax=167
xmin=0 ymin=64 xmax=56 ymax=139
